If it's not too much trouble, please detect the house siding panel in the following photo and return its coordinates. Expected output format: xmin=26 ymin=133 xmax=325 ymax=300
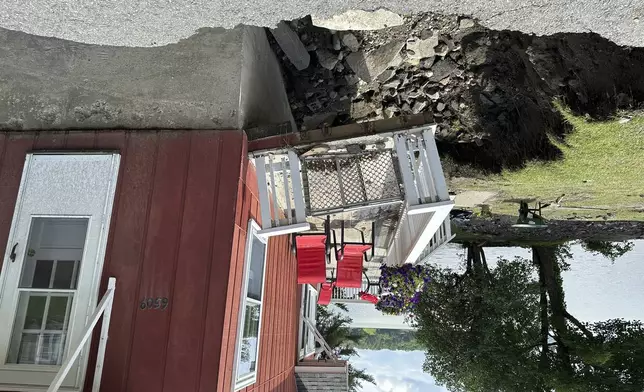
xmin=217 ymin=157 xmax=298 ymax=392
xmin=0 ymin=130 xmax=248 ymax=392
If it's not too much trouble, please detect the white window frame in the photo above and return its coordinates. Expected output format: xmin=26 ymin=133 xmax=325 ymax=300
xmin=298 ymin=284 xmax=317 ymax=359
xmin=233 ymin=220 xmax=268 ymax=391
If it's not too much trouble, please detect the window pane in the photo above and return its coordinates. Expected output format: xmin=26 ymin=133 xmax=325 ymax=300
xmin=247 ymin=236 xmax=265 ymax=301
xmin=45 ymin=296 xmax=71 ymax=330
xmin=30 ymin=260 xmax=54 ymax=288
xmin=53 ymin=260 xmax=78 ymax=289
xmin=19 ymin=218 xmax=88 ymax=289
xmin=38 ymin=333 xmax=64 ymax=365
xmin=22 ymin=295 xmax=46 ymax=330
xmin=15 ymin=333 xmax=39 ymax=364
xmin=237 ymin=303 xmax=261 ymax=379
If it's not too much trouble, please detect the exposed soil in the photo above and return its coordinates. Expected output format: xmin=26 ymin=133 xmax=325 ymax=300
xmin=268 ymin=13 xmax=644 ymax=173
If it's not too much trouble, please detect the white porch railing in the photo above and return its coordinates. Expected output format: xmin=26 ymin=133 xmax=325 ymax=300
xmin=301 ymin=316 xmax=336 ymax=360
xmin=330 ymin=280 xmax=380 ymax=303
xmin=47 ymin=277 xmax=116 ymax=392
xmin=255 ymin=151 xmax=311 ymax=237
xmin=393 ymin=125 xmax=450 ymax=208
xmin=415 ymin=216 xmax=455 ymax=265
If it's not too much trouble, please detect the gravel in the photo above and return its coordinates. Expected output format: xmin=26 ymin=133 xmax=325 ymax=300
xmin=1 ymin=0 xmax=642 ymax=47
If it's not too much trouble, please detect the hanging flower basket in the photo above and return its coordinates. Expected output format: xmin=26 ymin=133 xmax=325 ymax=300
xmin=375 ymin=264 xmax=431 ymax=315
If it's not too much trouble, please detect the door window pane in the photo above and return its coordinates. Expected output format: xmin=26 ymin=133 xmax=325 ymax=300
xmin=30 ymin=260 xmax=53 ymax=289
xmin=8 ymin=217 xmax=88 ymax=365
xmin=52 ymin=261 xmax=78 ymax=289
xmin=45 ymin=296 xmax=71 ymax=330
xmin=22 ymin=295 xmax=46 ymax=330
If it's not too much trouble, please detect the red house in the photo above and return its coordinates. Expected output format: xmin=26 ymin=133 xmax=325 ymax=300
xmin=0 ymin=130 xmax=319 ymax=392
xmin=0 ymin=24 xmax=455 ymax=392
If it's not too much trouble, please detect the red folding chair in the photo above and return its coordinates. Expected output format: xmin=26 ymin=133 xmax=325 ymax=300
xmin=332 ymin=221 xmax=375 ymax=288
xmin=294 ymin=216 xmax=331 ymax=285
xmin=317 ymin=282 xmax=334 ymax=305
xmin=335 ymin=244 xmax=371 ymax=288
xmin=359 ymin=291 xmax=379 ymax=305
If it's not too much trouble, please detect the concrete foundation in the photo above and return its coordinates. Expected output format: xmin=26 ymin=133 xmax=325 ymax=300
xmin=0 ymin=26 xmax=293 ymax=131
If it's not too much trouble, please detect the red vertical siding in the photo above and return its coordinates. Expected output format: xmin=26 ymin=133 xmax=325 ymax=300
xmin=0 ymin=130 xmax=298 ymax=392
xmin=217 ymin=156 xmax=299 ymax=392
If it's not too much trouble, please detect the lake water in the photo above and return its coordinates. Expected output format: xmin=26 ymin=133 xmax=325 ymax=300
xmin=347 ymin=240 xmax=644 ymax=328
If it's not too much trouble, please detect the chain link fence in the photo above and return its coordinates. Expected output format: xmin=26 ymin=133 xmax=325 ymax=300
xmin=303 ymin=151 xmax=403 ymax=215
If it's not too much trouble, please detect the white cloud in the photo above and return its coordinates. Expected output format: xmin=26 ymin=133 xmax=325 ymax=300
xmin=351 ymin=349 xmax=448 ymax=392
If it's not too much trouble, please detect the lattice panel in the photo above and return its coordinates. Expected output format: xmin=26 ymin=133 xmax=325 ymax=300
xmin=305 ymin=159 xmax=343 ymax=212
xmin=303 ymin=152 xmax=402 ymax=214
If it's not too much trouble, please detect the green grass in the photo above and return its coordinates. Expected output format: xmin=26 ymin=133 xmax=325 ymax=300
xmin=455 ymin=105 xmax=644 ymax=221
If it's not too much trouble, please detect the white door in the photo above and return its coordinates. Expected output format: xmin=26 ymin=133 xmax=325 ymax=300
xmin=0 ymin=153 xmax=120 ymax=389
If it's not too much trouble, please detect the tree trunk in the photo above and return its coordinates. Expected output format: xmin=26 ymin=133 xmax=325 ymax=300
xmin=564 ymin=311 xmax=594 ymax=339
xmin=534 ymin=246 xmax=572 ymax=373
xmin=537 ymin=250 xmax=550 ymax=369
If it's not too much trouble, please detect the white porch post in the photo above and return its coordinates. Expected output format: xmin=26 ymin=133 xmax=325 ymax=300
xmin=254 ymin=152 xmax=310 ymax=238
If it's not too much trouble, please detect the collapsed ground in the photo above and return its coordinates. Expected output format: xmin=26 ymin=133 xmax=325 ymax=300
xmin=267 ymin=13 xmax=644 ymax=230
xmin=268 ymin=13 xmax=644 ymax=172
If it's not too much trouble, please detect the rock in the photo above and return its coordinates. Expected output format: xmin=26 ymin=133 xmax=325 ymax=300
xmin=450 ymin=101 xmax=460 ymax=111
xmin=316 ymin=49 xmax=338 ymax=70
xmin=406 ymin=35 xmax=439 ymax=63
xmin=307 ymin=99 xmax=323 ymax=112
xmin=332 ymin=34 xmax=342 ymax=51
xmin=350 ymin=100 xmax=375 ymax=119
xmin=384 ymin=105 xmax=400 ymax=118
xmin=345 ymin=40 xmax=405 ymax=83
xmin=302 ymin=112 xmax=337 ymax=130
xmin=459 ymin=18 xmax=476 ymax=29
xmin=412 ymin=100 xmax=428 ymax=114
xmin=429 ymin=58 xmax=458 ymax=81
xmin=436 ymin=102 xmax=446 ymax=111
xmin=312 ymin=9 xmax=404 ymax=30
xmin=383 ymin=79 xmax=401 ymax=89
xmin=439 ymin=77 xmax=451 ymax=86
xmin=434 ymin=43 xmax=449 ymax=57
xmin=345 ymin=74 xmax=360 ymax=85
xmin=420 ymin=57 xmax=436 ymax=69
xmin=427 ymin=91 xmax=440 ymax=100
xmin=420 ymin=28 xmax=435 ymax=40
xmin=270 ymin=21 xmax=311 ymax=70
xmin=342 ymin=33 xmax=361 ymax=52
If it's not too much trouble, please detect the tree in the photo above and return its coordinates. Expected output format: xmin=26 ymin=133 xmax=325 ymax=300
xmin=580 ymin=240 xmax=634 ymax=262
xmin=348 ymin=364 xmax=376 ymax=392
xmin=414 ymin=243 xmax=644 ymax=392
xmin=414 ymin=244 xmax=547 ymax=392
xmin=316 ymin=305 xmax=376 ymax=392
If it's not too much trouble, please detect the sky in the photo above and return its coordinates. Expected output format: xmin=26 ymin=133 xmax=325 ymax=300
xmin=352 ymin=349 xmax=448 ymax=392
xmin=350 ymin=240 xmax=644 ymax=392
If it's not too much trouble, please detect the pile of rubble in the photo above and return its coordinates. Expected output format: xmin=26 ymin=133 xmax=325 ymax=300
xmin=268 ymin=14 xmax=479 ymax=130
xmin=268 ymin=12 xmax=644 ymax=173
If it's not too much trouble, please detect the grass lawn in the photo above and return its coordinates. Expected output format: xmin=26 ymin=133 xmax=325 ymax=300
xmin=452 ymin=106 xmax=644 ymax=221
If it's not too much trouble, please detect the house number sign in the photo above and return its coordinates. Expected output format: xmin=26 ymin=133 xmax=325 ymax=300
xmin=140 ymin=297 xmax=169 ymax=310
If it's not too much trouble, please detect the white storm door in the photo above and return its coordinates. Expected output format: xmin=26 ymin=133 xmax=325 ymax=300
xmin=0 ymin=153 xmax=120 ymax=389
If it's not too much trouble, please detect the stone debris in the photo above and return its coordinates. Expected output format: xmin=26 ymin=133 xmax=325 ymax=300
xmin=312 ymin=9 xmax=404 ymax=30
xmin=345 ymin=40 xmax=406 ymax=82
xmin=269 ymin=14 xmax=470 ymax=127
xmin=459 ymin=18 xmax=476 ymax=29
xmin=342 ymin=33 xmax=361 ymax=52
xmin=270 ymin=21 xmax=310 ymax=70
xmin=405 ymin=34 xmax=439 ymax=63
xmin=316 ymin=49 xmax=339 ymax=70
